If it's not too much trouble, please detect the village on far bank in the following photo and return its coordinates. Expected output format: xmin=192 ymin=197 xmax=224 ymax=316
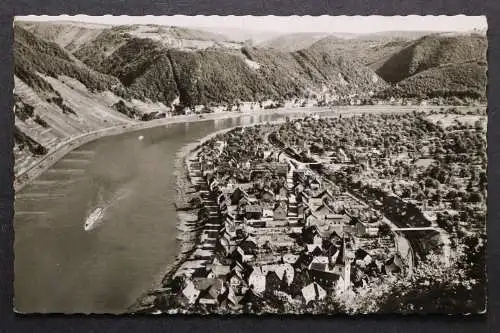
xmin=133 ymin=105 xmax=486 ymax=314
xmin=117 ymin=86 xmax=485 ymax=120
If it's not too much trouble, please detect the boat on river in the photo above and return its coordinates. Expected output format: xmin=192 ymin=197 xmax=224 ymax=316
xmin=84 ymin=207 xmax=104 ymax=231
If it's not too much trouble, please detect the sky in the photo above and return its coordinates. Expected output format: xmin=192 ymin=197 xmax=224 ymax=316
xmin=16 ymin=15 xmax=487 ymax=35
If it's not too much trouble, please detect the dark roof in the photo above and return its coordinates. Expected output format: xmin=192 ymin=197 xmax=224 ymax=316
xmin=310 ymin=262 xmax=327 ymax=271
xmin=191 ymin=267 xmax=209 ymax=278
xmin=355 ymin=249 xmax=370 ymax=260
xmin=239 ymin=239 xmax=258 ymax=252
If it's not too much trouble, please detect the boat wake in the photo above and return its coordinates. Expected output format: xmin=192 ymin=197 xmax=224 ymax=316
xmin=83 ymin=187 xmax=132 ymax=231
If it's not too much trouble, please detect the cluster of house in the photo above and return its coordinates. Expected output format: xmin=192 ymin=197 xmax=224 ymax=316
xmin=165 ymin=127 xmax=405 ymax=311
xmin=167 ymin=91 xmax=449 ymax=116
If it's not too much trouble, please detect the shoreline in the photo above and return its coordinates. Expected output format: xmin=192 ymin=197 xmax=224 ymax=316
xmin=13 ymin=105 xmax=466 ymax=192
xmin=130 ymin=115 xmax=319 ymax=312
xmin=14 ymin=104 xmax=465 ymax=193
xmin=129 ymin=125 xmax=244 ymax=312
xmin=14 ymin=107 xmax=337 ymax=193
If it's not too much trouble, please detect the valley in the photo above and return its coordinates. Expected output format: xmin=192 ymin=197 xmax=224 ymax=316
xmin=13 ymin=19 xmax=487 ymax=194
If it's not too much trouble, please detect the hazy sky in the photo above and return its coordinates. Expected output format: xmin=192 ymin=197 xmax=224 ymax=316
xmin=16 ymin=15 xmax=487 ymax=34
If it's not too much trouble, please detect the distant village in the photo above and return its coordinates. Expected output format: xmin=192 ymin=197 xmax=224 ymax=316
xmin=135 ymin=106 xmax=486 ymax=314
xmin=170 ymin=93 xmax=479 ymax=117
xmin=126 ymin=87 xmax=482 ymax=120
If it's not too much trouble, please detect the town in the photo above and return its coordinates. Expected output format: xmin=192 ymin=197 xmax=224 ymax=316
xmin=133 ymin=106 xmax=486 ymax=314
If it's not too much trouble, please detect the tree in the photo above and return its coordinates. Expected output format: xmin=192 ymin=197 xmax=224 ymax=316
xmin=378 ymin=223 xmax=392 ymax=237
xmin=189 ymin=196 xmax=202 ymax=208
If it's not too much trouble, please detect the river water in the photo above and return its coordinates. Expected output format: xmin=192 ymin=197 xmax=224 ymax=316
xmin=14 ymin=113 xmax=306 ymax=313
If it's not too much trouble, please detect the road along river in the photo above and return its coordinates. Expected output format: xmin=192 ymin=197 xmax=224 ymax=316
xmin=13 ymin=105 xmax=458 ymax=313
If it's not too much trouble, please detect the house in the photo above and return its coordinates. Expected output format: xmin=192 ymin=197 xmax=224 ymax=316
xmin=262 ymin=203 xmax=274 ymax=218
xmin=273 ymin=201 xmax=288 ymax=220
xmin=225 ymin=287 xmax=245 ymax=309
xmin=265 ymin=271 xmax=283 ymax=294
xmin=261 ymin=188 xmax=275 ymax=202
xmin=227 ymin=270 xmax=247 ymax=294
xmin=324 ymin=214 xmax=350 ymax=235
xmin=301 ymin=282 xmax=327 ymax=304
xmin=224 ymin=213 xmax=237 ymax=236
xmin=308 ymin=189 xmax=334 ymax=207
xmin=206 ymin=264 xmax=231 ymax=278
xmin=182 ymin=280 xmax=201 ymax=304
xmin=307 ymin=256 xmax=345 ymax=288
xmin=245 ymin=204 xmax=263 ymax=219
xmin=197 ymin=279 xmax=226 ymax=305
xmin=248 ymin=267 xmax=267 ymax=294
xmin=305 ymin=211 xmax=321 ymax=228
xmin=294 ymin=253 xmax=314 ymax=271
xmin=236 ymin=238 xmax=258 ymax=262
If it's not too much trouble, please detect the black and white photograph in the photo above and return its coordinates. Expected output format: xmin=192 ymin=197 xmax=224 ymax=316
xmin=12 ymin=15 xmax=487 ymax=315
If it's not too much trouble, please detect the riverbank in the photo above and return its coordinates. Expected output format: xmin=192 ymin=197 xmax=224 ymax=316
xmin=15 ymin=104 xmax=461 ymax=192
xmin=14 ymin=107 xmax=336 ymax=192
xmin=129 ymin=125 xmax=247 ymax=313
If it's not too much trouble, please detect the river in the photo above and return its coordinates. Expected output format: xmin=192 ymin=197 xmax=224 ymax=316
xmin=14 ymin=113 xmax=300 ymax=314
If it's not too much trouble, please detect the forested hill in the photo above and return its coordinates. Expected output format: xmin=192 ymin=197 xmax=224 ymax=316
xmin=72 ymin=26 xmax=388 ymax=107
xmin=13 ymin=25 xmax=134 ymax=177
xmin=12 ymin=21 xmax=488 ymax=177
xmin=375 ymin=33 xmax=487 ymax=100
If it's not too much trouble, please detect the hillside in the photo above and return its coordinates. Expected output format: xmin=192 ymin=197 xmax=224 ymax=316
xmin=258 ymin=32 xmax=333 ymax=52
xmin=13 ymin=25 xmax=141 ymax=176
xmin=378 ymin=63 xmax=487 ymax=100
xmin=73 ymin=28 xmax=387 ymax=107
xmin=16 ymin=20 xmax=108 ymax=52
xmin=14 ymin=25 xmax=127 ymax=96
xmin=376 ymin=33 xmax=487 ymax=83
xmin=307 ymin=36 xmax=413 ymax=70
xmin=12 ymin=21 xmax=488 ymax=176
xmin=373 ymin=33 xmax=487 ymax=99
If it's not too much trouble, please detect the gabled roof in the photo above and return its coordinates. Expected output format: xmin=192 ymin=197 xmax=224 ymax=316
xmin=238 ymin=237 xmax=258 ymax=252
xmin=312 ymin=189 xmax=333 ymax=199
xmin=207 ymin=264 xmax=231 ymax=277
xmin=226 ymin=287 xmax=244 ymax=305
xmin=301 ymin=282 xmax=326 ymax=304
xmin=315 ymin=203 xmax=335 ymax=215
xmin=273 ymin=200 xmax=288 ymax=211
xmin=182 ymin=280 xmax=201 ymax=302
